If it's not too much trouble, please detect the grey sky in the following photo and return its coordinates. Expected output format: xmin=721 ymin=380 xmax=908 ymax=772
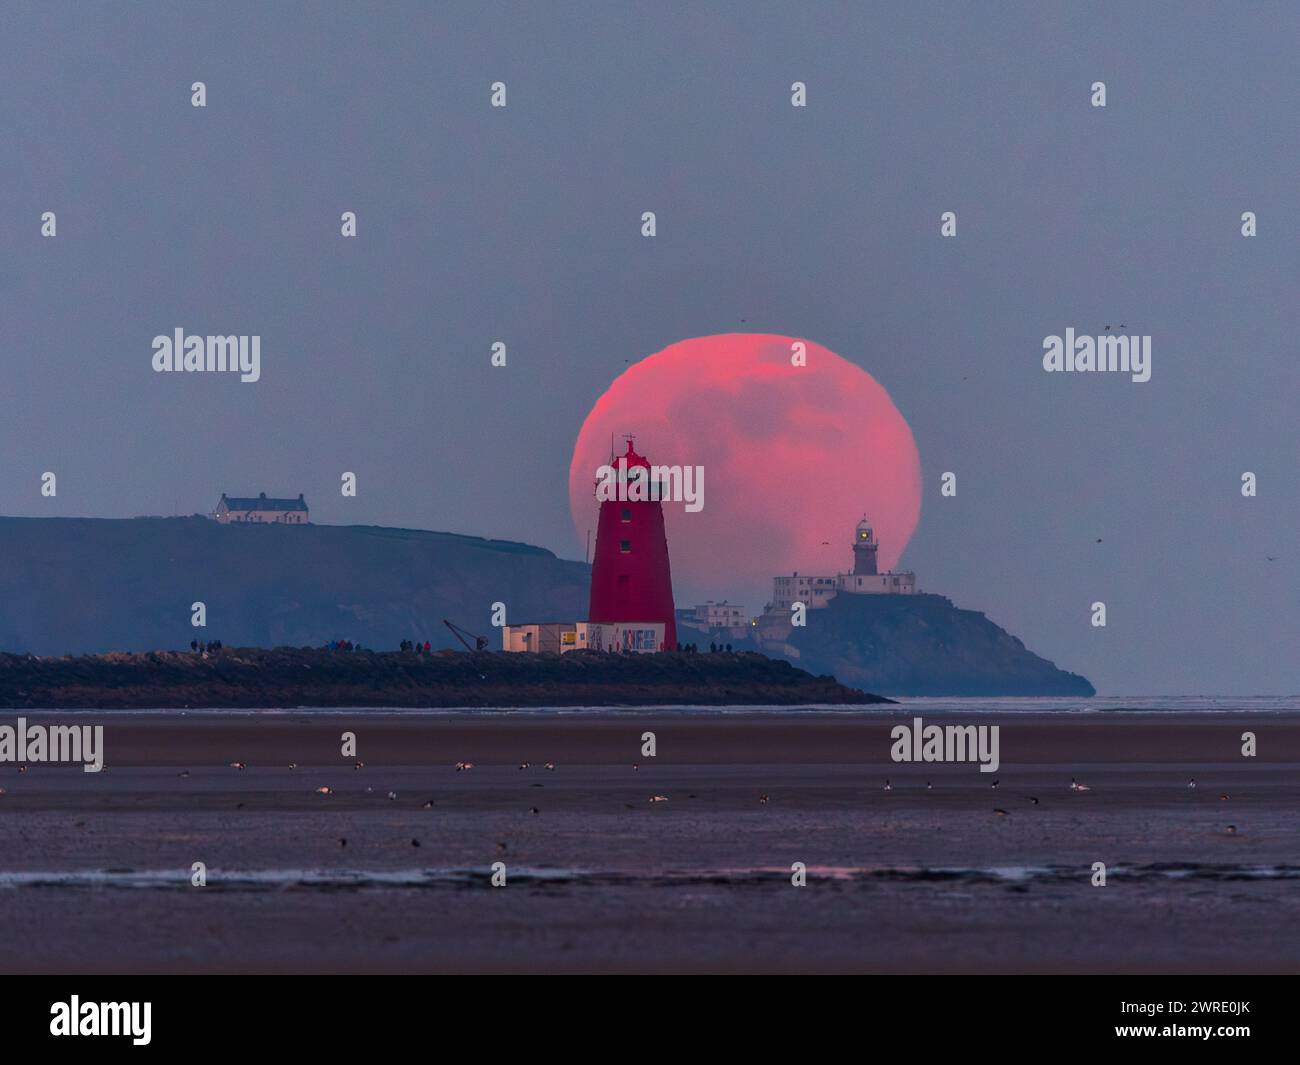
xmin=2 ymin=2 xmax=1296 ymax=694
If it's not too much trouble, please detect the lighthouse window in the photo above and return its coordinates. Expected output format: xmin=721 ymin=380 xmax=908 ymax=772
xmin=620 ymin=508 xmax=632 ymax=522
xmin=619 ymin=539 xmax=631 ymax=553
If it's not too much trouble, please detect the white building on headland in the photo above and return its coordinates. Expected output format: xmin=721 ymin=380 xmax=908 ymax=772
xmin=212 ymin=492 xmax=310 ymax=525
xmin=758 ymin=518 xmax=916 ymax=652
xmin=692 ymin=600 xmax=748 ymax=637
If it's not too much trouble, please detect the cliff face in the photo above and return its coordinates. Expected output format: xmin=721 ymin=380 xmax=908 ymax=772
xmin=781 ymin=593 xmax=1095 ymax=697
xmin=0 ymin=648 xmax=887 ymax=709
xmin=0 ymin=516 xmax=590 ymax=655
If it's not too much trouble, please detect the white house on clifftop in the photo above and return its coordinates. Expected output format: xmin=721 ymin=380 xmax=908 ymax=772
xmin=212 ymin=492 xmax=310 ymax=524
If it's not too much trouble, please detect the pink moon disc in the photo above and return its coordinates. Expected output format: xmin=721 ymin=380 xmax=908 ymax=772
xmin=569 ymin=333 xmax=922 ymax=605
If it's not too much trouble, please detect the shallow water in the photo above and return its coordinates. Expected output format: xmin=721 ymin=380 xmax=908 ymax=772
xmin=18 ymin=695 xmax=1300 ymax=715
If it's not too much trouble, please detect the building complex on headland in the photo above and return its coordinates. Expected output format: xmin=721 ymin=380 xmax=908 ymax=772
xmin=690 ymin=600 xmax=748 ymax=639
xmin=211 ymin=492 xmax=310 ymax=524
xmin=769 ymin=517 xmax=915 ymax=611
xmin=755 ymin=517 xmax=915 ymax=649
xmin=503 ymin=439 xmax=675 ymax=654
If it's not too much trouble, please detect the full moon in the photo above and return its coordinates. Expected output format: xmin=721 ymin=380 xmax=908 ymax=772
xmin=569 ymin=333 xmax=922 ymax=608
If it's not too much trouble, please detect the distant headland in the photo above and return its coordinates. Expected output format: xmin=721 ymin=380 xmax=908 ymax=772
xmin=0 ymin=513 xmax=1093 ymax=697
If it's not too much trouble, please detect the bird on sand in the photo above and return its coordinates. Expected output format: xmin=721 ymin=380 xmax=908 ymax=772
xmin=422 ymin=799 xmax=434 ymax=808
xmin=883 ymin=779 xmax=892 ymax=791
xmin=315 ymin=786 xmax=332 ymax=795
xmin=545 ymin=762 xmax=556 ymax=770
xmin=387 ymin=791 xmax=398 ymax=800
xmin=1188 ymin=779 xmax=1197 ymax=789
xmin=649 ymin=795 xmax=668 ymax=803
xmin=994 ymin=808 xmax=1009 ymax=816
xmin=1226 ymin=825 xmax=1237 ymax=835
xmin=518 ymin=762 xmax=530 ymax=770
xmin=529 ymin=806 xmax=541 ymax=814
xmin=230 ymin=761 xmax=246 ymax=770
xmin=1070 ymin=778 xmax=1091 ymax=792
xmin=1027 ymin=796 xmax=1039 ymax=805
xmin=759 ymin=794 xmax=769 ymax=804
xmin=990 ymin=779 xmax=999 ymax=789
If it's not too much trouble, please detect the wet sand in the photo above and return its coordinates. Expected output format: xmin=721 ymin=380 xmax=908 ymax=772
xmin=1 ymin=710 xmax=1298 ymax=973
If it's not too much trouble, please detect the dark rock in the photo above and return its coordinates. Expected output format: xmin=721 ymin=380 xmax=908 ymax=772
xmin=0 ymin=647 xmax=890 ymax=709
xmin=783 ymin=593 xmax=1094 ymax=696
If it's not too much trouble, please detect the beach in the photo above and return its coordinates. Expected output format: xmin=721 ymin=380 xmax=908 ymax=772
xmin=1 ymin=708 xmax=1298 ymax=973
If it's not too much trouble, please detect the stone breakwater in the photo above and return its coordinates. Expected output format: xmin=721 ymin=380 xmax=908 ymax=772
xmin=0 ymin=648 xmax=890 ymax=709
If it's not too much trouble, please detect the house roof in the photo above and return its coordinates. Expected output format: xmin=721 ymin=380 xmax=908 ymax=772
xmin=219 ymin=492 xmax=308 ymax=511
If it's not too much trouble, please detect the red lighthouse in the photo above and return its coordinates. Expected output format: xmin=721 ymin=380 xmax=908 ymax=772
xmin=587 ymin=439 xmax=677 ymax=651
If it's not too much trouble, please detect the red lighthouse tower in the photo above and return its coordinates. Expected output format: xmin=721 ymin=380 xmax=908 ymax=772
xmin=587 ymin=438 xmax=677 ymax=651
